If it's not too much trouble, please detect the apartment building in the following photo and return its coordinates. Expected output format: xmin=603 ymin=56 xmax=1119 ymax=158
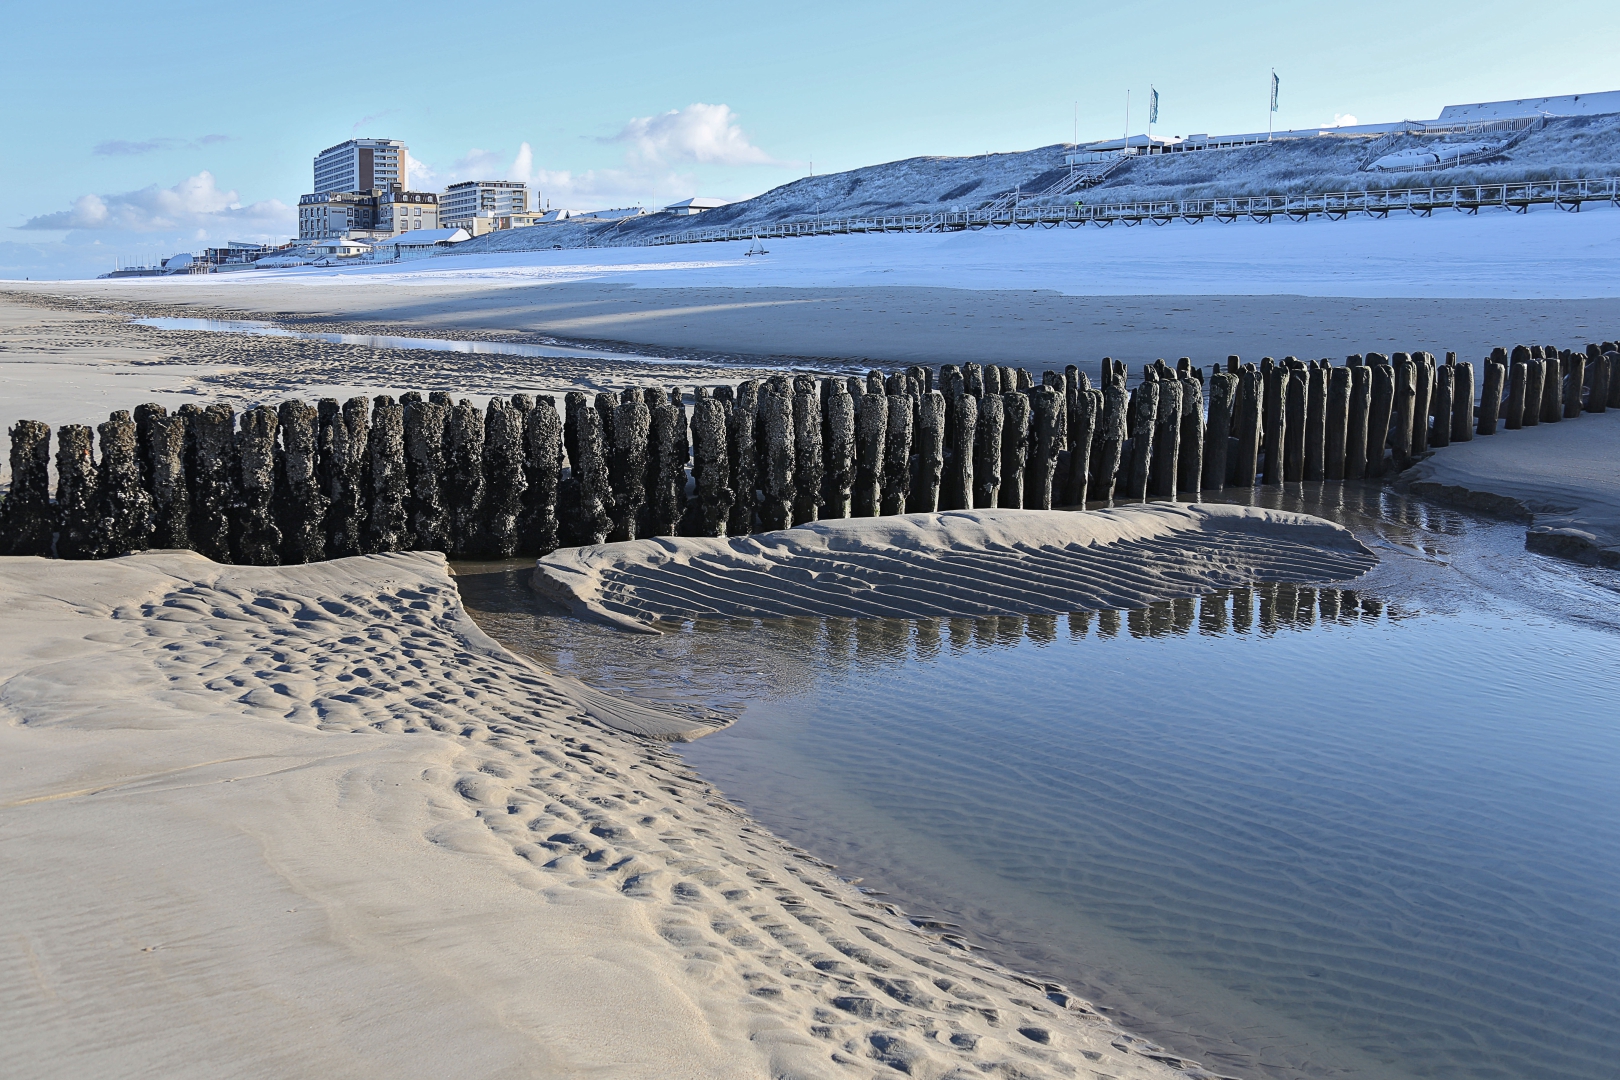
xmin=298 ymin=191 xmax=378 ymax=241
xmin=377 ymin=190 xmax=439 ymax=235
xmin=439 ymin=180 xmax=528 ymax=229
xmin=312 ymin=138 xmax=408 ymax=194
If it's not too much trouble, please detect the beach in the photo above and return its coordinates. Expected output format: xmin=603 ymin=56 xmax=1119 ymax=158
xmin=4 ymin=212 xmax=1619 ymax=1079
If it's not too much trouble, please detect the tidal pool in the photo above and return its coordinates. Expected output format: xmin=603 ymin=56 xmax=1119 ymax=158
xmin=459 ymin=488 xmax=1620 ymax=1080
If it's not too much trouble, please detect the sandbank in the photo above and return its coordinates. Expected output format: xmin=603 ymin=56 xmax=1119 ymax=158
xmin=534 ymin=505 xmax=1376 ymax=631
xmin=1 ymin=549 xmax=1201 ymax=1080
xmin=1402 ymin=411 xmax=1620 ymax=565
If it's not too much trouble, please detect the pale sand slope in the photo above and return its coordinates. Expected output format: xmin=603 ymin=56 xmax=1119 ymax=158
xmin=0 ymin=550 xmax=1195 ymax=1080
xmin=1403 ymin=410 xmax=1620 ymax=566
xmin=10 ymin=280 xmax=1619 ymax=372
xmin=534 ymin=505 xmax=1377 ymax=631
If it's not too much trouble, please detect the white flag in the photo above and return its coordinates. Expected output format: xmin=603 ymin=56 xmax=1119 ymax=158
xmin=1270 ymin=71 xmax=1280 ymax=112
xmin=1149 ymin=87 xmax=1159 ymax=125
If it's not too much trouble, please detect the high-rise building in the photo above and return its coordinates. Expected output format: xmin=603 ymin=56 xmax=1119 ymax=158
xmin=439 ymin=180 xmax=528 ymax=229
xmin=312 ymin=138 xmax=408 ymax=194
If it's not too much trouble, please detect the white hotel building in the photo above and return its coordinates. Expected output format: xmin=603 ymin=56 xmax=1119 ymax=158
xmin=312 ymin=138 xmax=407 ymax=194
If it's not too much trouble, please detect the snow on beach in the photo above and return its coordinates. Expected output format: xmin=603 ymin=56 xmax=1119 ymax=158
xmin=217 ymin=200 xmax=1620 ymax=299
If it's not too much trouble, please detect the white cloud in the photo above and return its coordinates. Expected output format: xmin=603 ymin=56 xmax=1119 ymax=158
xmin=20 ymin=171 xmax=293 ymax=238
xmin=609 ymin=103 xmax=778 ymax=167
xmin=1324 ymin=114 xmax=1360 ymax=128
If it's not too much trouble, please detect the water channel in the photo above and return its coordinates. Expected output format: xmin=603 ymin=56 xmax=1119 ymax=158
xmin=457 ymin=487 xmax=1620 ymax=1080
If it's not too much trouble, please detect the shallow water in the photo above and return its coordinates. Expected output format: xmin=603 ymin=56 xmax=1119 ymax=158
xmin=458 ymin=489 xmax=1620 ymax=1080
xmin=132 ymin=316 xmax=669 ymax=363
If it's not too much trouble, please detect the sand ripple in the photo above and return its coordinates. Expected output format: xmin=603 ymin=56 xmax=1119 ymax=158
xmin=535 ymin=505 xmax=1376 ymax=630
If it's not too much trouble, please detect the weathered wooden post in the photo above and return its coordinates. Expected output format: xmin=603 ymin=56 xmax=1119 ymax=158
xmin=481 ymin=397 xmax=524 ymax=556
xmin=882 ymin=392 xmax=914 ymax=515
xmin=1126 ymin=374 xmax=1158 ymax=501
xmin=1 ymin=421 xmax=53 ymax=555
xmin=1066 ymin=387 xmax=1098 ymax=505
xmin=946 ymin=392 xmax=976 ymax=511
xmin=1325 ymin=367 xmax=1350 ymax=480
xmin=1587 ymin=346 xmax=1610 ymax=413
xmin=138 ymin=404 xmax=190 ymax=551
xmin=910 ymin=390 xmax=945 ymax=513
xmin=519 ymin=397 xmax=563 ymax=554
xmin=1411 ymin=354 xmax=1434 ymax=455
xmin=1026 ymin=385 xmax=1064 ymax=509
xmin=788 ymin=380 xmax=820 ymax=524
xmin=1233 ymin=367 xmax=1261 ymax=489
xmin=318 ymin=397 xmax=368 ymax=558
xmin=360 ymin=396 xmax=406 ymax=554
xmin=851 ymin=387 xmax=888 ymax=517
xmin=648 ymin=394 xmax=687 ymax=537
xmin=1477 ymin=363 xmax=1504 ymax=436
xmin=443 ymin=400 xmax=486 ymax=557
xmin=274 ymin=400 xmax=324 ymax=563
xmin=1093 ymin=383 xmax=1128 ymax=501
xmin=1391 ymin=359 xmax=1415 ymax=470
xmin=232 ymin=405 xmax=281 ymax=564
xmin=1563 ymin=352 xmax=1586 ymax=419
xmin=1502 ymin=361 xmax=1527 ymax=430
xmin=88 ymin=411 xmax=150 ymax=557
xmin=1304 ymin=362 xmax=1328 ymax=481
xmin=819 ymin=380 xmax=855 ymax=519
xmin=183 ymin=403 xmax=235 ymax=562
xmin=1522 ymin=358 xmax=1544 ymax=426
xmin=972 ymin=391 xmax=1004 ymax=509
xmin=1345 ymin=366 xmax=1370 ymax=480
xmin=1541 ymin=353 xmax=1563 ymax=423
xmin=1178 ymin=372 xmax=1203 ymax=498
xmin=569 ymin=397 xmax=614 ymax=547
xmin=689 ymin=397 xmax=731 ymax=537
xmin=1450 ymin=361 xmax=1475 ymax=442
xmin=1150 ymin=377 xmax=1182 ymax=498
xmin=1204 ymin=370 xmax=1234 ymax=492
xmin=1281 ymin=363 xmax=1307 ymax=482
xmin=760 ymin=385 xmax=797 ymax=529
xmin=54 ymin=425 xmax=99 ymax=559
xmin=1606 ymin=350 xmax=1620 ymax=409
xmin=1365 ymin=363 xmax=1395 ymax=478
xmin=988 ymin=390 xmax=1024 ymax=508
xmin=1261 ymin=363 xmax=1287 ymax=485
xmin=1430 ymin=364 xmax=1453 ymax=449
xmin=606 ymin=396 xmax=649 ymax=541
xmin=403 ymin=394 xmax=449 ymax=553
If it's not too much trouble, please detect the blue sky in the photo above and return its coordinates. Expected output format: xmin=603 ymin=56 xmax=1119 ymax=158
xmin=4 ymin=0 xmax=1616 ymax=278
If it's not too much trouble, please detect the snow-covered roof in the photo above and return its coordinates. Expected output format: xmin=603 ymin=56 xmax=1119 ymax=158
xmin=377 ymin=228 xmax=470 ymax=246
xmin=663 ymin=197 xmax=729 ymax=211
xmin=1439 ymin=91 xmax=1620 ymax=122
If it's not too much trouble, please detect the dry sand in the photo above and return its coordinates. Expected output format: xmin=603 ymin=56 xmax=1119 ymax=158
xmin=534 ymin=505 xmax=1376 ymax=631
xmin=1402 ymin=411 xmax=1620 ymax=566
xmin=1 ymin=549 xmax=1209 ymax=1080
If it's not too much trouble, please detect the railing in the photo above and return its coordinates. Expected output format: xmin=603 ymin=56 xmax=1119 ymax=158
xmin=432 ymin=174 xmax=1618 ymax=258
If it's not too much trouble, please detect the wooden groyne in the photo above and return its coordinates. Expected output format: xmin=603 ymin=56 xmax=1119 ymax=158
xmin=3 ymin=343 xmax=1617 ymax=563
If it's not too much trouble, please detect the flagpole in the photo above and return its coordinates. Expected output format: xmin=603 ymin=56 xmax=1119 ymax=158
xmin=1268 ymin=68 xmax=1275 ymax=142
xmin=1148 ymin=85 xmax=1154 ymax=148
xmin=1125 ymin=89 xmax=1130 ymax=153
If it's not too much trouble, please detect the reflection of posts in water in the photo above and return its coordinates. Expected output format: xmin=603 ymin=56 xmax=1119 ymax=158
xmin=1171 ymin=597 xmax=1195 ymax=635
xmin=1257 ymin=582 xmax=1279 ymax=634
xmin=948 ymin=617 xmax=973 ymax=653
xmin=1097 ymin=609 xmax=1120 ymax=639
xmin=1068 ymin=610 xmax=1094 ymax=639
xmin=914 ymin=618 xmax=942 ymax=662
xmin=822 ymin=617 xmax=855 ymax=672
xmin=1127 ymin=606 xmax=1150 ymax=639
xmin=1231 ymin=587 xmax=1254 ymax=633
xmin=1199 ymin=591 xmax=1228 ymax=636
xmin=1027 ymin=614 xmax=1058 ymax=644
